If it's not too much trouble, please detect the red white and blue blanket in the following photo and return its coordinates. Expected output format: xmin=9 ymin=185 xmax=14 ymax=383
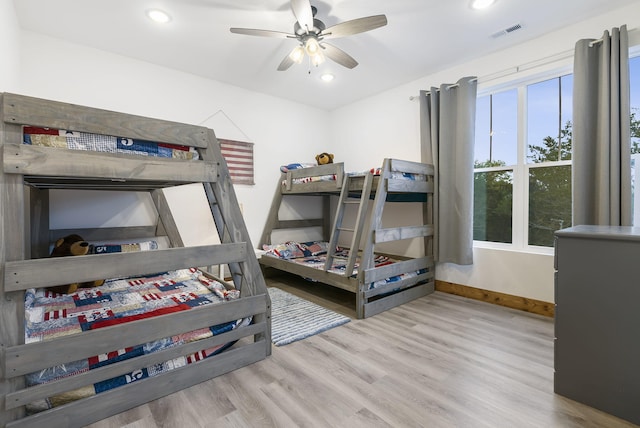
xmin=24 ymin=268 xmax=248 ymax=411
xmin=23 ymin=126 xmax=200 ymax=160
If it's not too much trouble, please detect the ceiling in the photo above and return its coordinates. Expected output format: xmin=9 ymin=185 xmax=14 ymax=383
xmin=13 ymin=0 xmax=638 ymax=110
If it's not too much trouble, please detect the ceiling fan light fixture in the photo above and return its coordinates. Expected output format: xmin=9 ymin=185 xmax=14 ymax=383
xmin=304 ymin=37 xmax=321 ymax=56
xmin=311 ymin=50 xmax=325 ymax=67
xmin=289 ymin=46 xmax=305 ymax=64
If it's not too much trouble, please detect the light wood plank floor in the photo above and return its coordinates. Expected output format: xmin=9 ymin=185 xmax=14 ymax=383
xmin=87 ymin=273 xmax=637 ymax=428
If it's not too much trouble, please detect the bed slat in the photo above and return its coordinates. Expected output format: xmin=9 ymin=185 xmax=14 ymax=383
xmin=5 ymin=294 xmax=267 ymax=377
xmin=3 ymin=144 xmax=216 ymax=184
xmin=5 ymin=321 xmax=266 ymax=410
xmin=374 ymin=225 xmax=434 ymax=243
xmin=390 ymin=158 xmax=435 ymax=175
xmin=363 ymin=256 xmax=434 ymax=285
xmin=386 ymin=179 xmax=433 ymax=193
xmin=363 ymin=270 xmax=435 ymax=299
xmin=363 ymin=282 xmax=435 ymax=318
xmin=3 ymin=243 xmax=246 ymax=291
xmin=2 ymin=93 xmax=209 ymax=148
xmin=5 ymin=340 xmax=268 ymax=428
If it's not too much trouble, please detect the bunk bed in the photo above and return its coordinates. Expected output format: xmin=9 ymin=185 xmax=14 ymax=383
xmin=0 ymin=93 xmax=271 ymax=428
xmin=259 ymin=158 xmax=435 ymax=319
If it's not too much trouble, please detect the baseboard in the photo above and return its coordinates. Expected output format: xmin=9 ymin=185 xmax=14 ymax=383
xmin=435 ymin=280 xmax=554 ymax=318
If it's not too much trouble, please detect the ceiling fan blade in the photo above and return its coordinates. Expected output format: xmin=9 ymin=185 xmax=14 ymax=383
xmin=277 ymin=51 xmax=296 ymax=71
xmin=230 ymin=28 xmax=294 ymax=38
xmin=290 ymin=0 xmax=314 ymax=32
xmin=321 ymin=15 xmax=388 ymax=39
xmin=322 ymin=43 xmax=358 ymax=69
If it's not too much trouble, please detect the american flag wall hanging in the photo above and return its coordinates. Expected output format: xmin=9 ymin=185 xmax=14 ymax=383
xmin=219 ymin=139 xmax=255 ymax=185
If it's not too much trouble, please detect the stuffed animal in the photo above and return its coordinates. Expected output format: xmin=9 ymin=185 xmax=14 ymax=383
xmin=315 ymin=152 xmax=334 ymax=165
xmin=47 ymin=234 xmax=105 ymax=294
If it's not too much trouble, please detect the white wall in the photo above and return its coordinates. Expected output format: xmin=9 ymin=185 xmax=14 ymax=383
xmin=0 ymin=0 xmax=20 ymax=91
xmin=327 ymin=2 xmax=640 ymax=303
xmin=17 ymin=32 xmax=330 ymax=249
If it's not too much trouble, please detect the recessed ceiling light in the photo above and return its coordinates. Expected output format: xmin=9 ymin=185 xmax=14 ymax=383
xmin=320 ymin=73 xmax=335 ymax=82
xmin=471 ymin=0 xmax=496 ymax=10
xmin=146 ymin=9 xmax=171 ymax=24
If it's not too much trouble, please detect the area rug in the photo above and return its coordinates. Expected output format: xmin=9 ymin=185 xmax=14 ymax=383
xmin=268 ymin=287 xmax=351 ymax=346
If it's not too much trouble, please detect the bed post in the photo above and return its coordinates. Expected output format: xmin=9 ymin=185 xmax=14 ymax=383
xmin=0 ymin=93 xmax=28 ymax=425
xmin=199 ymin=129 xmax=271 ymax=355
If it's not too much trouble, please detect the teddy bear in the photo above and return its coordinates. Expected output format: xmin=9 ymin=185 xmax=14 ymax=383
xmin=47 ymin=234 xmax=105 ymax=294
xmin=315 ymin=152 xmax=334 ymax=165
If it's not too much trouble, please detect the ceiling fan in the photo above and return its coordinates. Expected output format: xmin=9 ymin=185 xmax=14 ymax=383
xmin=230 ymin=0 xmax=387 ymax=71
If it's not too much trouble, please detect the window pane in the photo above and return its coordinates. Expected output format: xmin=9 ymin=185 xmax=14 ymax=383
xmin=528 ymin=165 xmax=572 ymax=246
xmin=491 ymin=90 xmax=517 ymax=166
xmin=560 ymin=74 xmax=573 ymax=159
xmin=474 ymin=170 xmax=513 ymax=243
xmin=631 ymin=56 xmax=640 ymax=226
xmin=631 ymin=56 xmax=640 ymax=153
xmin=474 ymin=95 xmax=491 ymax=165
xmin=527 ymin=78 xmax=560 ymax=163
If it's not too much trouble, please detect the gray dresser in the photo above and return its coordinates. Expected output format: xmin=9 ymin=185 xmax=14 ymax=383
xmin=554 ymin=225 xmax=640 ymax=425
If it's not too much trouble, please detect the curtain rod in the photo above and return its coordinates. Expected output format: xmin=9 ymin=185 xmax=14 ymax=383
xmin=410 ymin=26 xmax=637 ymax=101
xmin=408 ymin=78 xmax=478 ymax=100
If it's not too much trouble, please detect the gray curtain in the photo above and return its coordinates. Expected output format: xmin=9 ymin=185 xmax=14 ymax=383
xmin=573 ymin=25 xmax=631 ymax=226
xmin=419 ymin=76 xmax=477 ymax=265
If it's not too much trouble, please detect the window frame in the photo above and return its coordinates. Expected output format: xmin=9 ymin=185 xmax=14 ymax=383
xmin=474 ymin=75 xmax=573 ymax=255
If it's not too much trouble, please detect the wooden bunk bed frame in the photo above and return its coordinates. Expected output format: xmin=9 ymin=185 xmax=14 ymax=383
xmin=0 ymin=93 xmax=271 ymax=428
xmin=259 ymin=158 xmax=435 ymax=319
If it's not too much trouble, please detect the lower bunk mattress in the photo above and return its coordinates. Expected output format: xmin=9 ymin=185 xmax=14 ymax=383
xmin=262 ymin=241 xmax=427 ymax=290
xmin=24 ymin=267 xmax=250 ymax=412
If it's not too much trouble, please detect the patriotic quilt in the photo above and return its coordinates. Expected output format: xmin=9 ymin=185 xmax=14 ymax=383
xmin=262 ymin=242 xmax=426 ymax=290
xmin=24 ymin=268 xmax=248 ymax=412
xmin=23 ymin=126 xmax=200 ymax=160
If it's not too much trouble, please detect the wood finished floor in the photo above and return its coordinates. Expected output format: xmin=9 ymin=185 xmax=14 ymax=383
xmin=86 ymin=273 xmax=637 ymax=428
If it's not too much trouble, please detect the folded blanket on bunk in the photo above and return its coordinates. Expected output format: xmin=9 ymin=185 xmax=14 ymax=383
xmin=23 ymin=126 xmax=199 ymax=160
xmin=24 ymin=267 xmax=247 ymax=412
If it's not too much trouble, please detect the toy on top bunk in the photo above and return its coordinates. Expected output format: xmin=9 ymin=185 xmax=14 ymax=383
xmin=315 ymin=152 xmax=334 ymax=165
xmin=46 ymin=234 xmax=105 ymax=295
xmin=279 ymin=152 xmax=335 ymax=173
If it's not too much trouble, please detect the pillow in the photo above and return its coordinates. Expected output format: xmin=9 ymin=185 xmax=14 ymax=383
xmin=298 ymin=241 xmax=330 ymax=257
xmin=262 ymin=242 xmax=305 ymax=259
xmin=280 ymin=163 xmax=315 ymax=173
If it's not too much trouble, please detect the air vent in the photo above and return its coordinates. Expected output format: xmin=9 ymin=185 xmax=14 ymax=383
xmin=491 ymin=23 xmax=523 ymax=38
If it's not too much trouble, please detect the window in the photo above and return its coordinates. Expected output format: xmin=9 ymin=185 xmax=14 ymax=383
xmin=629 ymin=55 xmax=640 ymax=224
xmin=475 ymin=53 xmax=640 ymax=249
xmin=474 ymin=76 xmax=572 ymax=249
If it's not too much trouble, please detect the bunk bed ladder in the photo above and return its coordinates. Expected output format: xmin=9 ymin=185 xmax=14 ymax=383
xmin=324 ymin=173 xmax=374 ymax=276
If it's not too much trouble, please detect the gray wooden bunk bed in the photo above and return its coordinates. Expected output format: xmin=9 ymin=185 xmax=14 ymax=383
xmin=0 ymin=93 xmax=271 ymax=428
xmin=259 ymin=158 xmax=435 ymax=318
